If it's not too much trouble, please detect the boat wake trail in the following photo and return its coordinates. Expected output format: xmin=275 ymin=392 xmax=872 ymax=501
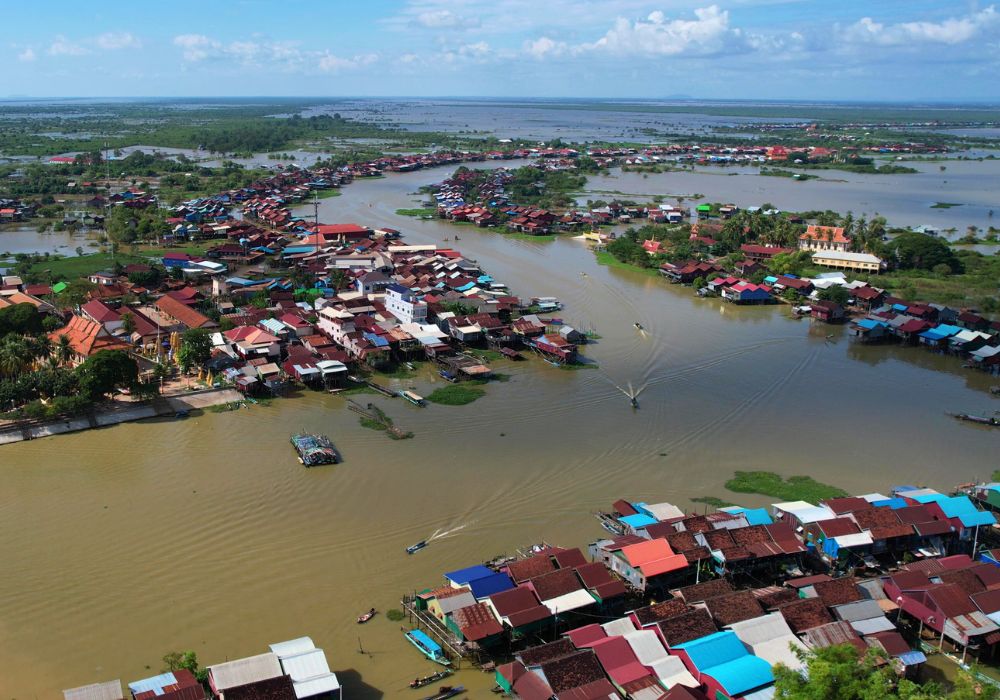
xmin=427 ymin=521 xmax=474 ymax=543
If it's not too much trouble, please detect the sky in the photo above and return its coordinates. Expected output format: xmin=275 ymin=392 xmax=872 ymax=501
xmin=4 ymin=0 xmax=1000 ymax=102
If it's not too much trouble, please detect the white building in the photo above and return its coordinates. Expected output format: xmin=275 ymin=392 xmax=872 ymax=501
xmin=384 ymin=284 xmax=428 ymax=325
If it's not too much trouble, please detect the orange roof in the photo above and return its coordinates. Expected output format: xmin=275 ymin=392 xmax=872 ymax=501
xmin=48 ymin=315 xmax=128 ymax=358
xmin=155 ymin=295 xmax=214 ymax=329
xmin=621 ymin=538 xmax=689 ymax=577
xmin=801 ymin=225 xmax=849 ymax=244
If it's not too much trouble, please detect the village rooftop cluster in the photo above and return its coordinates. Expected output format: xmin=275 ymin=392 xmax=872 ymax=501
xmin=403 ymin=484 xmax=1000 ymax=700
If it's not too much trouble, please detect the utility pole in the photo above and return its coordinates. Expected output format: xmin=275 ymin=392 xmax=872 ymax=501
xmin=312 ymin=191 xmax=320 ymax=256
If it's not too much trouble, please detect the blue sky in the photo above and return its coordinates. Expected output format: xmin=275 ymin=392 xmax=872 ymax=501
xmin=5 ymin=1 xmax=1000 ymax=101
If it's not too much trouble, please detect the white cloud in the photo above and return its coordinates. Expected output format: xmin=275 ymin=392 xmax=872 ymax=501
xmin=524 ymin=37 xmax=568 ymax=60
xmin=48 ymin=35 xmax=89 ymax=56
xmin=317 ymin=52 xmax=378 ymax=72
xmin=843 ymin=6 xmax=1000 ymax=46
xmin=416 ymin=9 xmax=479 ymax=28
xmin=96 ymin=32 xmax=141 ymax=50
xmin=17 ymin=48 xmax=36 ymax=62
xmin=173 ymin=34 xmax=218 ymax=62
xmin=586 ymin=6 xmax=738 ymax=56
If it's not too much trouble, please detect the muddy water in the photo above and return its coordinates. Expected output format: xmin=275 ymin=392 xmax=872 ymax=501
xmin=2 ymin=167 xmax=999 ymax=699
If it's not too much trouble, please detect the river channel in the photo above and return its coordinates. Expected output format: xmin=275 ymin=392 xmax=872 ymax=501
xmin=1 ymin=166 xmax=998 ymax=698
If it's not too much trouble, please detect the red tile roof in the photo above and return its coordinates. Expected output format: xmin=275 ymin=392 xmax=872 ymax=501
xmin=508 ymin=554 xmax=556 ymax=582
xmin=656 ymin=608 xmax=717 ymax=646
xmin=452 ymin=601 xmax=503 ymax=640
xmin=155 ymin=295 xmax=214 ymax=329
xmin=48 ymin=315 xmax=129 ymax=358
xmin=814 ymin=577 xmax=863 ymax=607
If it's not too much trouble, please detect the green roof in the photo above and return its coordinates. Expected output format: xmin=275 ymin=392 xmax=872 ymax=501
xmin=52 ymin=281 xmax=68 ymax=293
xmin=696 ymin=205 xmax=712 ymax=212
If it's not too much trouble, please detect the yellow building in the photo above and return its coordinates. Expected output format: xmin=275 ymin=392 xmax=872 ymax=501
xmin=811 ymin=250 xmax=884 ymax=274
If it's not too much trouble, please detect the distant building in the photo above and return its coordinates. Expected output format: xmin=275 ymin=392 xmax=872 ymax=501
xmin=384 ymin=284 xmax=428 ymax=325
xmin=812 ymin=250 xmax=884 ymax=274
xmin=799 ymin=225 xmax=850 ymax=253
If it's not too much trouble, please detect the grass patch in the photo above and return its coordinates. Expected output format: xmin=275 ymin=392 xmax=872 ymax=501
xmin=395 ymin=207 xmax=437 ymax=217
xmin=28 ymin=252 xmax=148 ymax=279
xmin=466 ymin=348 xmax=503 ymax=362
xmin=931 ymin=202 xmax=962 ymax=208
xmin=490 ymin=372 xmax=512 ymax=382
xmin=725 ymin=471 xmax=847 ymax=502
xmin=559 ymin=362 xmax=599 ymax=371
xmin=759 ymin=168 xmax=817 ymax=181
xmin=505 ymin=232 xmax=557 ymax=242
xmin=360 ymin=417 xmax=385 ymax=432
xmin=594 ymin=250 xmax=661 ymax=277
xmin=386 ymin=609 xmax=405 ymax=622
xmin=426 ymin=384 xmax=486 ymax=406
xmin=691 ymin=496 xmax=737 ymax=508
xmin=338 ymin=385 xmax=377 ymax=397
xmin=315 ymin=188 xmax=341 ymax=199
xmin=375 ymin=364 xmax=417 ymax=379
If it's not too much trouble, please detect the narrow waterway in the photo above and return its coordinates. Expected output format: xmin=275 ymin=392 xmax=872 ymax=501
xmin=1 ymin=166 xmax=998 ymax=699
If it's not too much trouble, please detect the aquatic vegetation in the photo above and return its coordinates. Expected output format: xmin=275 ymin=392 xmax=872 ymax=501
xmin=426 ymin=384 xmax=485 ymax=405
xmin=725 ymin=471 xmax=847 ymax=502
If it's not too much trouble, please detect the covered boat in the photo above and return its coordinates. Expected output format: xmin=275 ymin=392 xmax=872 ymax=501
xmin=290 ymin=433 xmax=339 ymax=466
xmin=404 ymin=629 xmax=450 ymax=665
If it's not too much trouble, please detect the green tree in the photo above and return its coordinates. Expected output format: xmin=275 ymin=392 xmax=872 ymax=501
xmin=0 ymin=336 xmax=31 ymax=378
xmin=55 ymin=334 xmax=74 ymax=367
xmin=163 ymin=650 xmax=208 ymax=684
xmin=176 ymin=328 xmax=213 ymax=373
xmin=61 ymin=279 xmax=97 ymax=309
xmin=76 ymin=350 xmax=138 ymax=400
xmin=0 ymin=303 xmax=44 ymax=337
xmin=817 ymin=286 xmax=850 ymax=305
xmin=887 ymin=232 xmax=961 ymax=272
xmin=120 ymin=312 xmax=136 ymax=337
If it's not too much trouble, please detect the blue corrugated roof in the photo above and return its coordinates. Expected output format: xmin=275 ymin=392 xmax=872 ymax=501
xmin=469 ymin=571 xmax=515 ymax=599
xmin=892 ymin=303 xmax=909 ymax=312
xmin=363 ymin=332 xmax=390 ymax=347
xmin=857 ymin=319 xmax=887 ymax=330
xmin=620 ymin=513 xmax=658 ymax=529
xmin=912 ymin=493 xmax=947 ymax=505
xmin=898 ymin=650 xmax=927 ymax=666
xmin=444 ymin=565 xmax=495 ymax=584
xmin=719 ymin=506 xmax=773 ymax=525
xmin=674 ymin=631 xmax=774 ymax=695
xmin=455 ymin=282 xmax=476 ymax=292
xmin=872 ymin=497 xmax=908 ymax=510
xmin=128 ymin=672 xmax=177 ymax=695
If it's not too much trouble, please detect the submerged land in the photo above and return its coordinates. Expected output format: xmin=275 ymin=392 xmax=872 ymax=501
xmin=2 ymin=97 xmax=1000 ymax=699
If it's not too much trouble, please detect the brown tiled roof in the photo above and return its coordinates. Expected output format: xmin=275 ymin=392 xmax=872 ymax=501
xmin=679 ymin=515 xmax=711 ymax=533
xmin=895 ymin=505 xmax=937 ymax=524
xmin=633 ymin=599 xmax=690 ymax=627
xmin=676 ymin=578 xmax=733 ymax=603
xmin=656 ymin=609 xmax=717 ymax=646
xmin=756 ymin=587 xmax=800 ymax=609
xmin=540 ymin=651 xmax=606 ymax=694
xmin=972 ymin=589 xmax=1000 ymax=615
xmin=814 ymin=517 xmax=862 ymax=538
xmin=519 ymin=639 xmax=575 ymax=667
xmin=927 ymin=584 xmax=977 ymax=618
xmin=613 ymin=499 xmax=638 ymax=516
xmin=223 ymin=676 xmax=296 ymax=700
xmin=730 ymin=525 xmax=771 ymax=546
xmin=973 ymin=563 xmax=1000 ymax=591
xmin=938 ymin=569 xmax=986 ymax=596
xmin=681 ymin=546 xmax=712 ymax=563
xmin=853 ymin=507 xmax=902 ymax=531
xmin=452 ymin=602 xmax=503 ymax=640
xmin=801 ymin=621 xmax=866 ymax=652
xmin=823 ymin=497 xmax=873 ymax=515
xmin=418 ymin=585 xmax=469 ymax=601
xmin=719 ymin=545 xmax=753 ymax=562
xmin=706 ymin=591 xmax=765 ymax=626
xmin=556 ymin=678 xmax=618 ymax=700
xmin=814 ymin=577 xmax=863 ymax=607
xmin=645 ymin=522 xmax=678 ymax=540
xmin=508 ymin=554 xmax=556 ymax=582
xmin=156 ymin=295 xmax=214 ymax=329
xmin=490 ymin=586 xmax=543 ymax=616
xmin=532 ymin=568 xmax=584 ymax=601
xmin=575 ymin=563 xmax=614 ymax=589
xmin=554 ymin=548 xmax=588 ymax=569
xmin=666 ymin=531 xmax=700 ymax=553
xmin=778 ymin=598 xmax=834 ymax=633
xmin=703 ymin=529 xmax=735 ymax=550
xmin=49 ymin=315 xmax=129 ymax=357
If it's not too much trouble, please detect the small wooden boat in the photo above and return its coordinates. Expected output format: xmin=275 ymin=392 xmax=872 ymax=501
xmin=949 ymin=412 xmax=1000 ymax=427
xmin=439 ymin=370 xmax=458 ymax=383
xmin=499 ymin=348 xmax=523 ymax=360
xmin=634 ymin=322 xmax=644 ymax=331
xmin=357 ymin=608 xmax=377 ymax=624
xmin=421 ymin=686 xmax=464 ymax=700
xmin=409 ymin=670 xmax=453 ymax=689
xmin=400 ymin=390 xmax=426 ymax=406
xmin=174 ymin=409 xmax=190 ymax=419
xmin=407 ymin=540 xmax=428 ymax=555
xmin=404 ymin=629 xmax=450 ymax=665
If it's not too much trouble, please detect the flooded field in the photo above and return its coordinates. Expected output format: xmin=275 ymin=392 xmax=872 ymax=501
xmin=1 ymin=167 xmax=999 ymax=698
xmin=582 ymin=159 xmax=1000 ymax=233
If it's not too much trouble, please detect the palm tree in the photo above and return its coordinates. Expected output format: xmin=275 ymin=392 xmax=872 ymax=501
xmin=30 ymin=335 xmax=52 ymax=362
xmin=55 ymin=334 xmax=74 ymax=367
xmin=0 ymin=336 xmax=30 ymax=378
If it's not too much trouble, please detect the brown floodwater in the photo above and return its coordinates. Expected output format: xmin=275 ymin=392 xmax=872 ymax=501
xmin=2 ymin=167 xmax=998 ymax=699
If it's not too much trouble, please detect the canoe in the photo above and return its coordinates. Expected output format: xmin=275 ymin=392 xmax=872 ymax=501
xmin=421 ymin=686 xmax=464 ymax=700
xmin=357 ymin=608 xmax=377 ymax=624
xmin=409 ymin=670 xmax=453 ymax=689
xmin=407 ymin=540 xmax=428 ymax=555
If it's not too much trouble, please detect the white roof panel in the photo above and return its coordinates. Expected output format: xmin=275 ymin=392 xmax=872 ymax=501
xmin=752 ymin=636 xmax=808 ymax=670
xmin=270 ymin=637 xmax=316 ymax=658
xmin=623 ymin=630 xmax=669 ymax=664
xmin=280 ymin=649 xmax=331 ymax=680
xmin=602 ymin=617 xmax=637 ymax=636
xmin=833 ymin=532 xmax=874 ymax=548
xmin=293 ymin=674 xmax=341 ymax=699
xmin=543 ymin=589 xmax=596 ymax=614
xmin=208 ymin=653 xmax=282 ymax=691
xmin=850 ymin=617 xmax=897 ymax=635
xmin=648 ymin=656 xmax=698 ymax=688
xmin=63 ymin=681 xmax=123 ymax=700
xmin=642 ymin=502 xmax=685 ymax=521
xmin=727 ymin=613 xmax=796 ymax=646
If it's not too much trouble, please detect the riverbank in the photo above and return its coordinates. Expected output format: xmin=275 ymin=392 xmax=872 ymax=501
xmin=0 ymin=387 xmax=243 ymax=445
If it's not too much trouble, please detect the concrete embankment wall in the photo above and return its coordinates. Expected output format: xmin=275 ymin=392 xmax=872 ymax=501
xmin=0 ymin=388 xmax=244 ymax=446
